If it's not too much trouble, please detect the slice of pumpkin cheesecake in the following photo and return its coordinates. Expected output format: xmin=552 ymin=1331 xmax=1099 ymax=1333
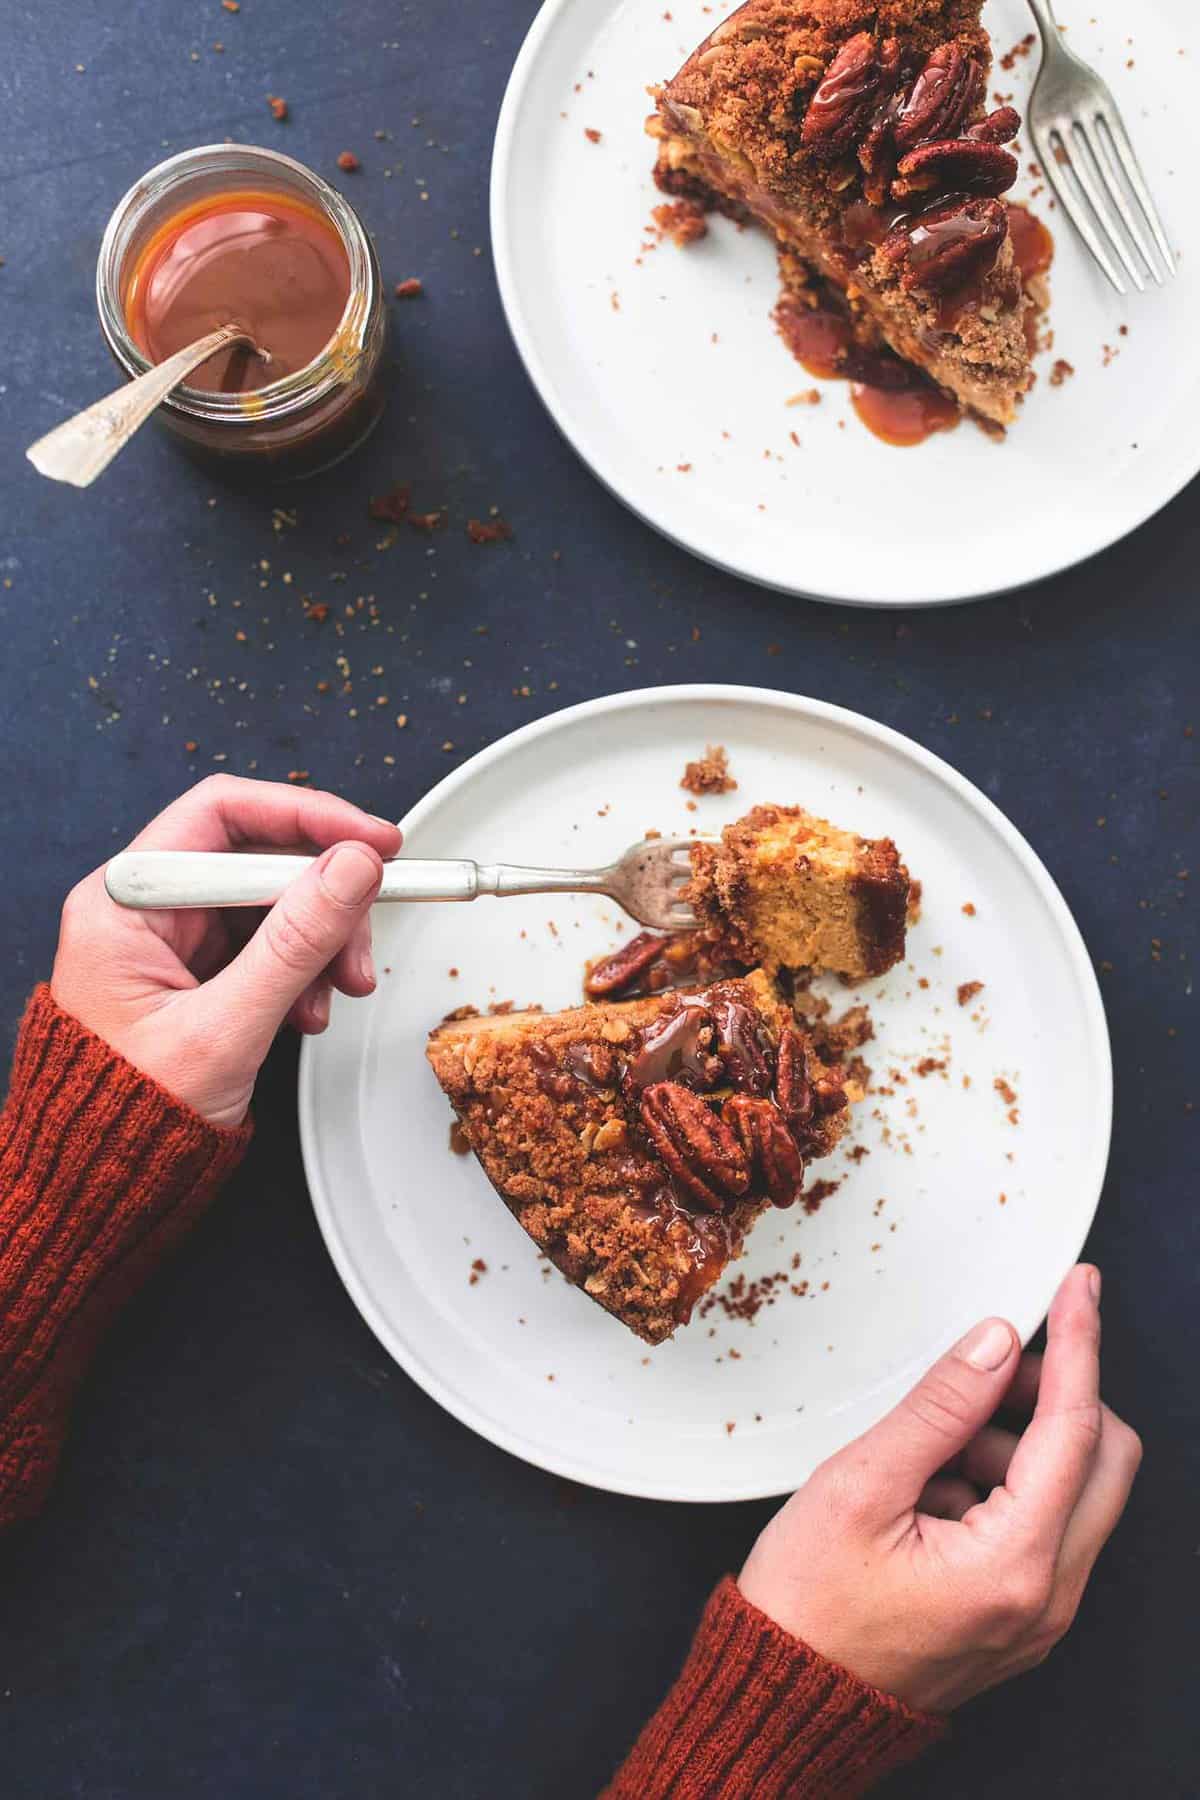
xmin=649 ymin=0 xmax=1036 ymax=427
xmin=427 ymin=971 xmax=857 ymax=1344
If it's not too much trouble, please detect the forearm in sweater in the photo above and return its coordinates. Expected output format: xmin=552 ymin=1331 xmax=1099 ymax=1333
xmin=602 ymin=1578 xmax=944 ymax=1800
xmin=0 ymin=985 xmax=250 ymax=1529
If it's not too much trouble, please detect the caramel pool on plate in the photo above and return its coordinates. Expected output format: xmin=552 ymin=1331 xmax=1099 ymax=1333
xmin=123 ymin=189 xmax=351 ymax=392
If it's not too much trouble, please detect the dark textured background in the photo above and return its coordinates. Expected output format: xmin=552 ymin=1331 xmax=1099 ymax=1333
xmin=1 ymin=3 xmax=1196 ymax=1796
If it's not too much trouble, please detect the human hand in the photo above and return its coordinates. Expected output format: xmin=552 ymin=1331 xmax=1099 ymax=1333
xmin=739 ymin=1264 xmax=1141 ymax=1714
xmin=51 ymin=776 xmax=402 ymax=1129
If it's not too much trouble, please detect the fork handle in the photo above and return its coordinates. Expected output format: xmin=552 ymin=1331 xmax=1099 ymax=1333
xmin=104 ymin=850 xmax=608 ymax=910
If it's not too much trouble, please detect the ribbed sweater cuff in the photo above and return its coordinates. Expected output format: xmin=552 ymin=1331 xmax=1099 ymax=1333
xmin=0 ymin=985 xmax=252 ymax=1526
xmin=603 ymin=1577 xmax=945 ymax=1800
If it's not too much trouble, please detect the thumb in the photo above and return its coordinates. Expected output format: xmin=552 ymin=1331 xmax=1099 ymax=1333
xmin=852 ymin=1317 xmax=1020 ymax=1516
xmin=193 ymin=841 xmax=383 ymax=1056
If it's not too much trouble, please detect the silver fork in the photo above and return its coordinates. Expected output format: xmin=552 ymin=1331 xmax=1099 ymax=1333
xmin=104 ymin=838 xmax=701 ymax=930
xmin=1025 ymin=0 xmax=1175 ymax=295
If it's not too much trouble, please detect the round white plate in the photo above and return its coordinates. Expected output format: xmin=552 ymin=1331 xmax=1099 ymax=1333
xmin=490 ymin=0 xmax=1198 ymax=606
xmin=300 ymin=686 xmax=1111 ymax=1502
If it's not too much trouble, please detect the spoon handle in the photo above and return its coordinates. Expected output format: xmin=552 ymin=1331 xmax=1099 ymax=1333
xmin=26 ymin=324 xmax=246 ymax=488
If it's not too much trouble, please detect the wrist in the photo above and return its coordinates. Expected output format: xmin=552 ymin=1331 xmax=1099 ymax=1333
xmin=604 ymin=1578 xmax=944 ymax=1800
xmin=48 ymin=977 xmax=253 ymax=1128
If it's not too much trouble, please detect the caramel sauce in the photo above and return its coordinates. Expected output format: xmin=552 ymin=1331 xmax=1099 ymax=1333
xmin=850 ymin=379 xmax=960 ymax=448
xmin=124 ymin=189 xmax=351 ymax=392
xmin=1006 ymin=202 xmax=1055 ymax=283
xmin=778 ymin=291 xmax=960 ymax=449
xmin=908 ymin=202 xmax=996 ymax=274
xmin=660 ymin=1195 xmax=733 ymax=1318
xmin=624 ymin=995 xmax=719 ymax=1093
xmin=774 ymin=294 xmax=852 ymax=379
xmin=628 ymin=1187 xmax=731 ymax=1318
xmin=840 ymin=200 xmax=907 ymax=255
xmin=935 ymin=278 xmax=995 ymax=331
xmin=564 ymin=1041 xmax=612 ymax=1091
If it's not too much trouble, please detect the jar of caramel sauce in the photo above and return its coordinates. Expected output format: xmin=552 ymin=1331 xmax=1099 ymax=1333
xmin=97 ymin=145 xmax=387 ymax=479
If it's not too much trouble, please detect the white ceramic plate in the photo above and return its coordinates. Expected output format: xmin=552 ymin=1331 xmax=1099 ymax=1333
xmin=491 ymin=0 xmax=1198 ymax=606
xmin=299 ymin=686 xmax=1111 ymax=1502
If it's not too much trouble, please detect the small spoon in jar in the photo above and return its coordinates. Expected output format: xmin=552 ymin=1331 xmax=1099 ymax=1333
xmin=26 ymin=323 xmax=270 ymax=488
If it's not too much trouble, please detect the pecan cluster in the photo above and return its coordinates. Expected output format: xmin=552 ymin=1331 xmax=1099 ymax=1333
xmin=634 ymin=992 xmax=845 ymax=1215
xmin=801 ymin=32 xmax=1021 ymax=293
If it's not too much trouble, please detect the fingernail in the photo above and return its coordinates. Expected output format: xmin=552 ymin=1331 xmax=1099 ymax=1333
xmin=1088 ymin=1267 xmax=1102 ymax=1304
xmin=959 ymin=1319 xmax=1015 ymax=1371
xmin=322 ymin=844 xmax=380 ymax=905
xmin=359 ymin=945 xmax=376 ymax=988
xmin=311 ymin=985 xmax=331 ymax=1029
xmin=369 ymin=814 xmax=399 ymax=833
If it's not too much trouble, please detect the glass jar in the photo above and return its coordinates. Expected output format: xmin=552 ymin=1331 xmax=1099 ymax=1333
xmin=97 ymin=144 xmax=388 ymax=480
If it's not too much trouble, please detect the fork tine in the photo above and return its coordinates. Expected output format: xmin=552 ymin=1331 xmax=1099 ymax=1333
xmin=1081 ymin=116 xmax=1165 ymax=285
xmin=1038 ymin=127 xmax=1131 ymax=295
xmin=1093 ymin=108 xmax=1176 ymax=279
xmin=1066 ymin=122 xmax=1147 ymax=292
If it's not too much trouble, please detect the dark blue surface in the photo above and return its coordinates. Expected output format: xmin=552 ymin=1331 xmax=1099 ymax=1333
xmin=1 ymin=4 xmax=1197 ymax=1795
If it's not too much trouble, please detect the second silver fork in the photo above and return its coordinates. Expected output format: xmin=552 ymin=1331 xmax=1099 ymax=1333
xmin=1026 ymin=0 xmax=1175 ymax=295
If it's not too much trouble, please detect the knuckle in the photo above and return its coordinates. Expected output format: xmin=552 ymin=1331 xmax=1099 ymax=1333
xmin=1112 ymin=1418 xmax=1144 ymax=1473
xmin=1008 ymin=1560 xmax=1055 ymax=1622
xmin=60 ymin=881 xmax=91 ymax=929
xmin=904 ymin=1373 xmax=976 ymax=1443
xmin=197 ymin=771 xmax=237 ymax=801
xmin=263 ymin=901 xmax=329 ymax=972
xmin=1043 ymin=1594 xmax=1080 ymax=1647
xmin=1071 ymin=1400 xmax=1104 ymax=1447
xmin=980 ymin=1563 xmax=1054 ymax=1637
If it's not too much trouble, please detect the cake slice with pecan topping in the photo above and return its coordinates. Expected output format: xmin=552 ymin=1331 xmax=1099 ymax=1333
xmin=427 ymin=971 xmax=857 ymax=1344
xmin=585 ymin=804 xmax=912 ymax=999
xmin=649 ymin=0 xmax=1038 ymax=427
xmin=687 ymin=803 xmax=912 ymax=981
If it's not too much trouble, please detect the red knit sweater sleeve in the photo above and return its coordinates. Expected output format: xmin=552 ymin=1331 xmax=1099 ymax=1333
xmin=603 ymin=1577 xmax=945 ymax=1800
xmin=0 ymin=985 xmax=251 ymax=1530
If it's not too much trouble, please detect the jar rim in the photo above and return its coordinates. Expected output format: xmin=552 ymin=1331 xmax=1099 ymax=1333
xmin=96 ymin=143 xmax=378 ymax=424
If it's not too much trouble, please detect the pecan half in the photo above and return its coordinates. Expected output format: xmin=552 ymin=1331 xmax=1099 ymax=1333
xmin=724 ymin=1095 xmax=807 ymax=1208
xmin=880 ymin=195 xmax=1008 ymax=295
xmin=892 ymin=138 xmax=1019 ymax=199
xmin=585 ymin=930 xmax=664 ymax=997
xmin=801 ymin=33 xmax=890 ymax=159
xmin=893 ymin=44 xmax=984 ymax=154
xmin=856 ymin=37 xmax=905 ymax=202
xmin=965 ymin=105 xmax=1021 ymax=146
xmin=641 ymin=1082 xmax=750 ymax=1211
xmin=774 ymin=1027 xmax=814 ymax=1129
xmin=709 ymin=990 xmax=772 ymax=1094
